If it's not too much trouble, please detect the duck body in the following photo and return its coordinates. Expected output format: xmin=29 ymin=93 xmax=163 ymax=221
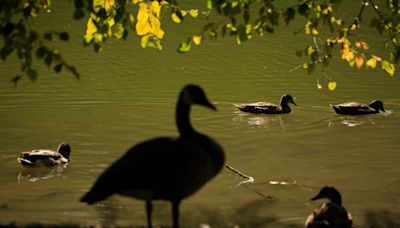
xmin=81 ymin=85 xmax=225 ymax=228
xmin=330 ymin=100 xmax=385 ymax=115
xmin=18 ymin=141 xmax=71 ymax=167
xmin=235 ymin=94 xmax=296 ymax=114
xmin=306 ymin=186 xmax=352 ymax=228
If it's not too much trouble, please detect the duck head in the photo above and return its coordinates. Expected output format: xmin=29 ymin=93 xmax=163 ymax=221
xmin=311 ymin=186 xmax=342 ymax=206
xmin=181 ymin=84 xmax=216 ymax=111
xmin=281 ymin=94 xmax=297 ymax=106
xmin=369 ymin=100 xmax=385 ymax=112
xmin=57 ymin=141 xmax=71 ymax=159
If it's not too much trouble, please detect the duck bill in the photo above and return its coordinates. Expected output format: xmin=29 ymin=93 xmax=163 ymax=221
xmin=291 ymin=101 xmax=297 ymax=106
xmin=310 ymin=194 xmax=322 ymax=201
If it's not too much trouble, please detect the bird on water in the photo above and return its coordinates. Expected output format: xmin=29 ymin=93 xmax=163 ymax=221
xmin=17 ymin=141 xmax=71 ymax=166
xmin=80 ymin=84 xmax=225 ymax=228
xmin=235 ymin=94 xmax=297 ymax=114
xmin=305 ymin=186 xmax=353 ymax=228
xmin=330 ymin=100 xmax=385 ymax=115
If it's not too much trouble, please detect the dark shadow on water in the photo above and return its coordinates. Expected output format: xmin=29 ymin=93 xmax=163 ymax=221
xmin=365 ymin=210 xmax=400 ymax=228
xmin=183 ymin=198 xmax=301 ymax=228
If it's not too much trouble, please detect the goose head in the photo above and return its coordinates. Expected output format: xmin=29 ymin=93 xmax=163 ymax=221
xmin=181 ymin=84 xmax=216 ymax=111
xmin=57 ymin=141 xmax=71 ymax=160
xmin=280 ymin=94 xmax=297 ymax=106
xmin=369 ymin=100 xmax=385 ymax=112
xmin=311 ymin=186 xmax=342 ymax=206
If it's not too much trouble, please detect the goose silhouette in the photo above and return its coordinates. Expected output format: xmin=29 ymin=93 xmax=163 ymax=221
xmin=80 ymin=84 xmax=225 ymax=228
xmin=235 ymin=94 xmax=297 ymax=114
xmin=17 ymin=141 xmax=71 ymax=166
xmin=306 ymin=186 xmax=353 ymax=228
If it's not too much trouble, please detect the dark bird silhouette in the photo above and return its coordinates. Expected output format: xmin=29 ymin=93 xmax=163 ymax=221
xmin=235 ymin=94 xmax=297 ymax=114
xmin=80 ymin=84 xmax=225 ymax=228
xmin=305 ymin=186 xmax=353 ymax=228
xmin=17 ymin=141 xmax=71 ymax=166
xmin=330 ymin=100 xmax=385 ymax=115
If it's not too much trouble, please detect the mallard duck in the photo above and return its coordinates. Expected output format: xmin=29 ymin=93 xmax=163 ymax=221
xmin=80 ymin=84 xmax=225 ymax=228
xmin=330 ymin=100 xmax=385 ymax=115
xmin=235 ymin=94 xmax=297 ymax=114
xmin=305 ymin=186 xmax=353 ymax=228
xmin=17 ymin=141 xmax=71 ymax=166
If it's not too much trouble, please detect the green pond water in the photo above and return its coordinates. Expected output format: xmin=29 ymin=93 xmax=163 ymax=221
xmin=1 ymin=1 xmax=400 ymax=227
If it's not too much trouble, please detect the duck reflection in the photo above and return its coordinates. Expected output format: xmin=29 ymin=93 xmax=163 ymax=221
xmin=328 ymin=110 xmax=393 ymax=127
xmin=232 ymin=111 xmax=287 ymax=129
xmin=17 ymin=164 xmax=68 ymax=182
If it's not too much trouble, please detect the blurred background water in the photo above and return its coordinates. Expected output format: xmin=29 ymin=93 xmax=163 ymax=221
xmin=1 ymin=1 xmax=399 ymax=227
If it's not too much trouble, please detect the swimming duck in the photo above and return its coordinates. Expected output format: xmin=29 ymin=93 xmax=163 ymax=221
xmin=80 ymin=84 xmax=225 ymax=228
xmin=235 ymin=94 xmax=297 ymax=114
xmin=330 ymin=100 xmax=385 ymax=115
xmin=18 ymin=141 xmax=71 ymax=166
xmin=305 ymin=186 xmax=353 ymax=228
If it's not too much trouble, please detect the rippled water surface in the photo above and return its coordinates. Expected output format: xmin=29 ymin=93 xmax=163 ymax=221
xmin=1 ymin=1 xmax=400 ymax=227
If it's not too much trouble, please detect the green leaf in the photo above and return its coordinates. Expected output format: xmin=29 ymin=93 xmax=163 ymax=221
xmin=11 ymin=75 xmax=21 ymax=87
xmin=27 ymin=68 xmax=38 ymax=82
xmin=43 ymin=32 xmax=53 ymax=41
xmin=54 ymin=63 xmax=63 ymax=73
xmin=382 ymin=60 xmax=395 ymax=76
xmin=178 ymin=42 xmax=191 ymax=53
xmin=114 ymin=23 xmax=124 ymax=39
xmin=35 ymin=46 xmax=47 ymax=59
xmin=59 ymin=32 xmax=69 ymax=41
xmin=284 ymin=7 xmax=295 ymax=25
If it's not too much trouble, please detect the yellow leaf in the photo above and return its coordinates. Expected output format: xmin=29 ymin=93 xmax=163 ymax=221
xmin=136 ymin=3 xmax=150 ymax=35
xmin=355 ymin=54 xmax=364 ymax=69
xmin=150 ymin=0 xmax=161 ymax=17
xmin=189 ymin=9 xmax=199 ymax=17
xmin=192 ymin=35 xmax=202 ymax=45
xmin=355 ymin=41 xmax=362 ymax=49
xmin=171 ymin=13 xmax=181 ymax=23
xmin=105 ymin=0 xmax=114 ymax=12
xmin=341 ymin=47 xmax=354 ymax=61
xmin=366 ymin=58 xmax=377 ymax=68
xmin=328 ymin=81 xmax=337 ymax=91
xmin=307 ymin=45 xmax=315 ymax=56
xmin=136 ymin=21 xmax=151 ymax=35
xmin=382 ymin=60 xmax=395 ymax=76
xmin=86 ymin=18 xmax=97 ymax=35
xmin=149 ymin=14 xmax=164 ymax=38
xmin=372 ymin=54 xmax=382 ymax=62
xmin=93 ymin=0 xmax=105 ymax=13
xmin=361 ymin=41 xmax=369 ymax=50
xmin=140 ymin=34 xmax=149 ymax=48
xmin=137 ymin=3 xmax=149 ymax=23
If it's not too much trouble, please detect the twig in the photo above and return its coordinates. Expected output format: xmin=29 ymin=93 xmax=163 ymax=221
xmin=224 ymin=164 xmax=275 ymax=199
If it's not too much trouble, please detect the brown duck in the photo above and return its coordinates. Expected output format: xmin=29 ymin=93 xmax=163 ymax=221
xmin=330 ymin=100 xmax=385 ymax=115
xmin=235 ymin=94 xmax=297 ymax=114
xmin=306 ymin=186 xmax=353 ymax=228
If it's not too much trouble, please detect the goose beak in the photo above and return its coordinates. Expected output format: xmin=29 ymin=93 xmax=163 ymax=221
xmin=207 ymin=101 xmax=217 ymax=111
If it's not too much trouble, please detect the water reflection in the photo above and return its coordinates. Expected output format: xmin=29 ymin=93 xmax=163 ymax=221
xmin=17 ymin=164 xmax=68 ymax=182
xmin=365 ymin=210 xmax=400 ymax=227
xmin=232 ymin=111 xmax=286 ymax=129
xmin=328 ymin=110 xmax=394 ymax=127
